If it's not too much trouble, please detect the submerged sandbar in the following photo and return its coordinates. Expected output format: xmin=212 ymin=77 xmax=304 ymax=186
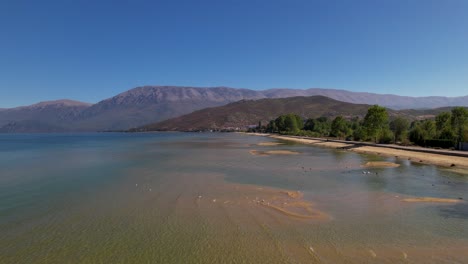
xmin=362 ymin=161 xmax=400 ymax=168
xmin=402 ymin=197 xmax=463 ymax=203
xmin=250 ymin=149 xmax=300 ymax=156
xmin=257 ymin=142 xmax=284 ymax=146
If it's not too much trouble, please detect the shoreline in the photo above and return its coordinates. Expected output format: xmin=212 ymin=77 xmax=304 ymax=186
xmin=250 ymin=133 xmax=468 ymax=171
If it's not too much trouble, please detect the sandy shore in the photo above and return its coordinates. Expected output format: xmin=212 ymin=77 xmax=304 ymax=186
xmin=352 ymin=146 xmax=468 ymax=169
xmin=266 ymin=135 xmax=468 ymax=170
xmin=270 ymin=135 xmax=352 ymax=149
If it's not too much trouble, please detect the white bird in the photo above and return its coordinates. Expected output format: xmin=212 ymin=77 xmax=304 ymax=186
xmin=309 ymin=246 xmax=315 ymax=253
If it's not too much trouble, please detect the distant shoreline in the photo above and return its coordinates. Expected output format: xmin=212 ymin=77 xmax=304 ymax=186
xmin=247 ymin=133 xmax=468 ymax=171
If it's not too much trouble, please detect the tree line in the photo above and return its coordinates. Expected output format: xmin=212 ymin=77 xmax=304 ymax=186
xmin=259 ymin=105 xmax=468 ymax=149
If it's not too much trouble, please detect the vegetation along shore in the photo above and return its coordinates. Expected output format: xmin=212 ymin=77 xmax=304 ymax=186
xmin=247 ymin=105 xmax=468 ymax=171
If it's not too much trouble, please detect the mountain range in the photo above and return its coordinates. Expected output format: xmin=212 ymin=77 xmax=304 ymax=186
xmin=1 ymin=86 xmax=467 ymax=132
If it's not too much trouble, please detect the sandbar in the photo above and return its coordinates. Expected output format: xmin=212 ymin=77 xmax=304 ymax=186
xmin=402 ymin=197 xmax=463 ymax=203
xmin=189 ymin=173 xmax=329 ymax=221
xmin=442 ymin=167 xmax=468 ymax=175
xmin=257 ymin=190 xmax=328 ymax=220
xmin=250 ymin=149 xmax=300 ymax=156
xmin=361 ymin=161 xmax=400 ymax=168
xmin=257 ymin=142 xmax=284 ymax=146
xmin=284 ymin=190 xmax=303 ymax=199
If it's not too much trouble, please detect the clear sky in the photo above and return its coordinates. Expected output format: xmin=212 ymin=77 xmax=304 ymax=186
xmin=1 ymin=0 xmax=467 ymax=107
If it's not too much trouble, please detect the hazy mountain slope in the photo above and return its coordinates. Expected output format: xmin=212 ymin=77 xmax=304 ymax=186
xmin=71 ymin=86 xmax=267 ymax=131
xmin=264 ymin=88 xmax=468 ymax=110
xmin=140 ymin=96 xmax=380 ymax=131
xmin=71 ymin=86 xmax=468 ymax=131
xmin=0 ymin=100 xmax=92 ymax=132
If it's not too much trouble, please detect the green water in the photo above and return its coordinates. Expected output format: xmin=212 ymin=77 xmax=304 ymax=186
xmin=1 ymin=133 xmax=467 ymax=263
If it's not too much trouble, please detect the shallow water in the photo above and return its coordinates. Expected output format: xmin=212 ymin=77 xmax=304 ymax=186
xmin=1 ymin=133 xmax=467 ymax=263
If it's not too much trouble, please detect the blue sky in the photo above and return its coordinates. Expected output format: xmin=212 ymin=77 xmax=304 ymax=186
xmin=1 ymin=0 xmax=467 ymax=107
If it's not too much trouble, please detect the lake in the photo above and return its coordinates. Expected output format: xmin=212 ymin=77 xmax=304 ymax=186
xmin=1 ymin=133 xmax=467 ymax=263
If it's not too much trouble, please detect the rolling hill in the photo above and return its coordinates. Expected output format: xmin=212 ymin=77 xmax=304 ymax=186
xmin=139 ymin=96 xmax=468 ymax=132
xmin=138 ymin=96 xmax=395 ymax=131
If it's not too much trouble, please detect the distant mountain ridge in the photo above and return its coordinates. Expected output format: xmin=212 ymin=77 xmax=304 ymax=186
xmin=0 ymin=100 xmax=91 ymax=133
xmin=263 ymin=88 xmax=468 ymax=110
xmin=70 ymin=86 xmax=266 ymax=131
xmin=16 ymin=99 xmax=92 ymax=109
xmin=1 ymin=86 xmax=467 ymax=132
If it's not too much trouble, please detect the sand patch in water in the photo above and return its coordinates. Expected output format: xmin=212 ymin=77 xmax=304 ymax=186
xmin=163 ymin=172 xmax=330 ymax=222
xmin=257 ymin=142 xmax=284 ymax=146
xmin=250 ymin=149 xmax=300 ymax=156
xmin=361 ymin=161 xmax=400 ymax=168
xmin=283 ymin=191 xmax=303 ymax=199
xmin=249 ymin=150 xmax=269 ymax=156
xmin=250 ymin=189 xmax=328 ymax=220
xmin=267 ymin=150 xmax=300 ymax=155
xmin=442 ymin=167 xmax=468 ymax=175
xmin=402 ymin=197 xmax=463 ymax=203
xmin=261 ymin=200 xmax=328 ymax=220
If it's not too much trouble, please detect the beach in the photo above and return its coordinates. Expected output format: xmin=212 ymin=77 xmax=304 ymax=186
xmin=267 ymin=134 xmax=468 ymax=171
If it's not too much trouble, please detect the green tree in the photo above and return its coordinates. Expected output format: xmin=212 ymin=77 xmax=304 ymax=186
xmin=435 ymin=112 xmax=451 ymax=134
xmin=409 ymin=123 xmax=425 ymax=145
xmin=353 ymin=126 xmax=367 ymax=141
xmin=409 ymin=120 xmax=437 ymax=146
xmin=304 ymin=118 xmax=316 ymax=131
xmin=451 ymin=107 xmax=468 ymax=143
xmin=421 ymin=120 xmax=436 ymax=140
xmin=304 ymin=117 xmax=330 ymax=136
xmin=315 ymin=117 xmax=331 ymax=136
xmin=275 ymin=115 xmax=286 ymax=132
xmin=275 ymin=114 xmax=303 ymax=133
xmin=379 ymin=128 xmax=394 ymax=144
xmin=350 ymin=117 xmax=361 ymax=130
xmin=266 ymin=120 xmax=277 ymax=133
xmin=330 ymin=116 xmax=349 ymax=139
xmin=284 ymin=115 xmax=299 ymax=133
xmin=363 ymin=105 xmax=389 ymax=143
xmin=284 ymin=114 xmax=303 ymax=133
xmin=294 ymin=114 xmax=304 ymax=131
xmin=439 ymin=128 xmax=455 ymax=140
xmin=390 ymin=117 xmax=409 ymax=143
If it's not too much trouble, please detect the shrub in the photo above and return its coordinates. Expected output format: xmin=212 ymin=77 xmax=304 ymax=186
xmin=424 ymin=139 xmax=455 ymax=149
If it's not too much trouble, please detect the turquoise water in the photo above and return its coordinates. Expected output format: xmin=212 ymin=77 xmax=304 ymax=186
xmin=1 ymin=133 xmax=467 ymax=263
